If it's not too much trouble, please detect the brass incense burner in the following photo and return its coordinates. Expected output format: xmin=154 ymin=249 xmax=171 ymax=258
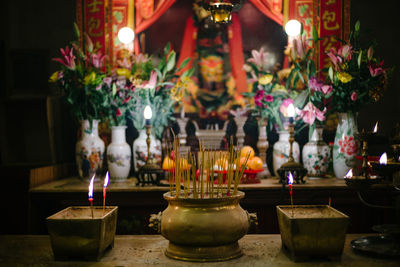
xmin=149 ymin=191 xmax=257 ymax=262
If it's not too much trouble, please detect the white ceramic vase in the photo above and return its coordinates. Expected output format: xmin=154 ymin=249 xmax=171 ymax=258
xmin=333 ymin=112 xmax=359 ymax=178
xmin=107 ymin=126 xmax=131 ymax=181
xmin=75 ymin=120 xmax=105 ymax=179
xmin=302 ymin=127 xmax=330 ymax=177
xmin=132 ymin=129 xmax=162 ymax=172
xmin=272 ymin=131 xmax=300 ymax=176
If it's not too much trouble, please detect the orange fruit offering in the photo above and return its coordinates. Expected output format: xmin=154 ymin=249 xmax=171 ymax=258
xmin=237 ymin=157 xmax=249 ymax=169
xmin=177 ymin=158 xmax=190 ymax=170
xmin=162 ymin=157 xmax=174 ymax=170
xmin=248 ymin=156 xmax=263 ymax=170
xmin=240 ymin=146 xmax=255 ymax=160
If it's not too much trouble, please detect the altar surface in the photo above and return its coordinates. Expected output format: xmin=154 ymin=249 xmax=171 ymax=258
xmin=28 ymin=176 xmax=396 ymax=235
xmin=0 ymin=234 xmax=397 ymax=266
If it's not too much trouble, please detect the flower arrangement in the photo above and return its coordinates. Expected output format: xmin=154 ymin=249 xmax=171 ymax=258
xmin=49 ymin=24 xmax=108 ymax=123
xmin=287 ymin=31 xmax=332 ymax=138
xmin=326 ymin=21 xmax=391 ymax=114
xmin=243 ymin=47 xmax=298 ymax=131
xmin=116 ymin=43 xmax=193 ymax=138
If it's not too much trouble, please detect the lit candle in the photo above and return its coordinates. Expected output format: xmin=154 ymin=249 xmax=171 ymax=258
xmin=288 ymin=172 xmax=294 ymax=216
xmin=344 ymin=169 xmax=353 ymax=178
xmin=88 ymin=175 xmax=95 ymax=218
xmin=103 ymin=172 xmax=109 ymax=215
xmin=379 ymin=152 xmax=387 ymax=165
xmin=287 ymin=103 xmax=295 ymax=124
xmin=144 ymin=105 xmax=152 ymax=126
xmin=373 ymin=121 xmax=378 ymax=133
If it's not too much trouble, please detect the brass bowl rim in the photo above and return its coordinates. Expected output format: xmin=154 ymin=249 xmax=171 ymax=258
xmin=163 ymin=190 xmax=245 ymax=203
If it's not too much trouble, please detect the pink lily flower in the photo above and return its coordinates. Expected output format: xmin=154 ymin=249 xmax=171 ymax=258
xmin=326 ymin=48 xmax=343 ymax=71
xmin=338 ymin=44 xmax=353 ymax=61
xmin=308 ymin=77 xmax=323 ymax=91
xmin=103 ymin=77 xmax=112 ymax=87
xmin=367 ymin=46 xmax=374 ymax=60
xmin=52 ymin=46 xmax=76 ymax=70
xmin=85 ymin=33 xmax=94 ymax=53
xmin=90 ymin=52 xmax=106 ymax=69
xmin=321 ymin=85 xmax=333 ymax=95
xmin=296 ymin=102 xmax=326 ymax=125
xmin=144 ymin=70 xmax=157 ymax=89
xmin=369 ymin=61 xmax=385 ymax=77
xmin=247 ymin=47 xmax=269 ymax=70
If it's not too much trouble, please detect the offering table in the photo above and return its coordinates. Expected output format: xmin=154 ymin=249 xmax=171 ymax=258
xmin=28 ymin=176 xmax=396 ymax=235
xmin=0 ymin=234 xmax=398 ymax=266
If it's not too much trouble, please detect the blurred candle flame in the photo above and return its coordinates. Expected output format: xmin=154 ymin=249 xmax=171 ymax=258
xmin=288 ymin=172 xmax=294 ymax=185
xmin=104 ymin=172 xmax=109 ymax=188
xmin=287 ymin=104 xmax=295 ymax=118
xmin=373 ymin=122 xmax=378 ymax=133
xmin=379 ymin=152 xmax=387 ymax=165
xmin=344 ymin=169 xmax=353 ymax=178
xmin=88 ymin=175 xmax=95 ymax=199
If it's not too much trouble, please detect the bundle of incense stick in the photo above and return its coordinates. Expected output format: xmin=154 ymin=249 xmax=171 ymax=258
xmin=169 ymin=137 xmax=251 ymax=199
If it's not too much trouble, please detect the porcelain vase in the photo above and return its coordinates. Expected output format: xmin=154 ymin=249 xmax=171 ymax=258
xmin=132 ymin=129 xmax=162 ymax=172
xmin=333 ymin=112 xmax=359 ymax=178
xmin=273 ymin=131 xmax=300 ymax=176
xmin=302 ymin=127 xmax=330 ymax=177
xmin=106 ymin=126 xmax=131 ymax=181
xmin=75 ymin=120 xmax=105 ymax=179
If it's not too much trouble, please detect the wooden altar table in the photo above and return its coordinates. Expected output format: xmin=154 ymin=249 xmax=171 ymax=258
xmin=28 ymin=176 xmax=396 ymax=235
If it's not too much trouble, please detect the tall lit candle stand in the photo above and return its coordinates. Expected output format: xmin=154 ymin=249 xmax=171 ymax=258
xmin=277 ymin=104 xmax=307 ymax=187
xmin=137 ymin=105 xmax=163 ymax=186
xmin=343 ymin=123 xmax=400 ymax=258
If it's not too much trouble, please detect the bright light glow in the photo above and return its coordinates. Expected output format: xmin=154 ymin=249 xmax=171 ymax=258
xmin=379 ymin=152 xmax=387 ymax=165
xmin=373 ymin=121 xmax=378 ymax=133
xmin=88 ymin=175 xmax=95 ymax=199
xmin=344 ymin=169 xmax=353 ymax=178
xmin=285 ymin=20 xmax=301 ymax=37
xmin=288 ymin=172 xmax=294 ymax=185
xmin=287 ymin=103 xmax=296 ymax=118
xmin=118 ymin=27 xmax=135 ymax=44
xmin=104 ymin=172 xmax=109 ymax=187
xmin=143 ymin=105 xmax=152 ymax=120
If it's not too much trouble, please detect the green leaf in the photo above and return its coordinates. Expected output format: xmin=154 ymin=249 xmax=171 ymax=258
xmin=312 ymin=26 xmax=319 ymax=43
xmin=177 ymin=57 xmax=190 ymax=70
xmin=293 ymin=90 xmax=308 ymax=108
xmin=355 ymin=20 xmax=360 ymax=32
xmin=112 ymin=83 xmax=117 ymax=97
xmin=328 ymin=67 xmax=334 ymax=81
xmin=73 ymin=23 xmax=80 ymax=39
xmin=357 ymin=50 xmax=362 ymax=69
xmin=166 ymin=51 xmax=176 ymax=72
xmin=164 ymin=42 xmax=171 ymax=55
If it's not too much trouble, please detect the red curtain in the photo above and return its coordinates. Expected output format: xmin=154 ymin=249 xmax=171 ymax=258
xmin=248 ymin=0 xmax=283 ymax=25
xmin=228 ymin=13 xmax=248 ymax=96
xmin=176 ymin=16 xmax=197 ymax=74
xmin=134 ymin=0 xmax=176 ymax=54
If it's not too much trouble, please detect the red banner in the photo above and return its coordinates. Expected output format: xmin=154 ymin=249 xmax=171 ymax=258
xmin=319 ymin=0 xmax=343 ymax=71
xmin=287 ymin=0 xmax=315 ymax=39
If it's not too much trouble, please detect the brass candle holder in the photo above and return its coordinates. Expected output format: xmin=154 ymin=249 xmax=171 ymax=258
xmin=277 ymin=122 xmax=307 ymax=186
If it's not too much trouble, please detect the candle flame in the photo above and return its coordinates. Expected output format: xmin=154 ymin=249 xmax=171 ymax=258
xmin=344 ymin=169 xmax=353 ymax=178
xmin=287 ymin=104 xmax=295 ymax=118
xmin=88 ymin=175 xmax=95 ymax=199
xmin=288 ymin=172 xmax=294 ymax=185
xmin=373 ymin=121 xmax=378 ymax=133
xmin=379 ymin=152 xmax=387 ymax=165
xmin=104 ymin=172 xmax=109 ymax=187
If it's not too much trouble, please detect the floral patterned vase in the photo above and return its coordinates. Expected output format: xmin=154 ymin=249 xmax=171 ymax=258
xmin=302 ymin=127 xmax=330 ymax=177
xmin=333 ymin=112 xmax=359 ymax=178
xmin=273 ymin=131 xmax=300 ymax=176
xmin=107 ymin=126 xmax=131 ymax=181
xmin=132 ymin=129 xmax=162 ymax=172
xmin=76 ymin=120 xmax=105 ymax=179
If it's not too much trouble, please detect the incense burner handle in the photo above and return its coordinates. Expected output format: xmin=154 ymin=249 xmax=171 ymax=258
xmin=246 ymin=211 xmax=258 ymax=230
xmin=149 ymin=211 xmax=162 ymax=233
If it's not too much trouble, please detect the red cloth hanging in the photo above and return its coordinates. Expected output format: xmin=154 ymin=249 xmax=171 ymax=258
xmin=228 ymin=13 xmax=248 ymax=96
xmin=248 ymin=0 xmax=283 ymax=25
xmin=176 ymin=16 xmax=197 ymax=74
xmin=134 ymin=0 xmax=177 ymax=54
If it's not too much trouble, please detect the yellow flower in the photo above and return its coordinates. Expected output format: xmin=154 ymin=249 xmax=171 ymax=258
xmin=48 ymin=72 xmax=59 ymax=83
xmin=83 ymin=72 xmax=96 ymax=85
xmin=258 ymin=74 xmax=273 ymax=85
xmin=116 ymin=68 xmax=131 ymax=78
xmin=337 ymin=72 xmax=353 ymax=83
xmin=272 ymin=83 xmax=287 ymax=93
